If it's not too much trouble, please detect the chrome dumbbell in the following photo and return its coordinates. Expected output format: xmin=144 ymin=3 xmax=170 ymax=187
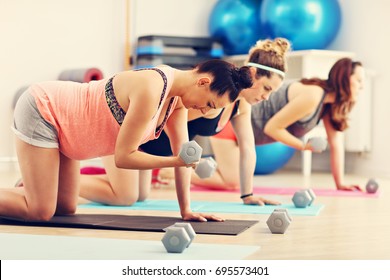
xmin=366 ymin=178 xmax=379 ymax=194
xmin=266 ymin=208 xmax=292 ymax=234
xmin=161 ymin=222 xmax=196 ymax=253
xmin=292 ymin=189 xmax=316 ymax=208
xmin=307 ymin=137 xmax=327 ymax=152
xmin=179 ymin=140 xmax=203 ymax=164
xmin=195 ymin=157 xmax=217 ymax=178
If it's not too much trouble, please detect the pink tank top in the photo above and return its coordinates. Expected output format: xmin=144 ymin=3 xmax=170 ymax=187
xmin=30 ymin=66 xmax=178 ymax=160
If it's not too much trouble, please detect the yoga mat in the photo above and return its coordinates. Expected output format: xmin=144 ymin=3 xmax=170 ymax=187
xmin=0 ymin=214 xmax=258 ymax=235
xmin=58 ymin=68 xmax=104 ymax=83
xmin=191 ymin=185 xmax=380 ymax=198
xmin=0 ymin=233 xmax=259 ymax=260
xmin=79 ymin=200 xmax=324 ymax=216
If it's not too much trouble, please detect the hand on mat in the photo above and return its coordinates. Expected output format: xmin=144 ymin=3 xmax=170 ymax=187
xmin=182 ymin=212 xmax=225 ymax=222
xmin=243 ymin=195 xmax=281 ymax=206
xmin=337 ymin=184 xmax=363 ymax=192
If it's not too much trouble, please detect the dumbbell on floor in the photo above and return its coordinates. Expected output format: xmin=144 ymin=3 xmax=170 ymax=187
xmin=161 ymin=222 xmax=196 ymax=253
xmin=179 ymin=140 xmax=203 ymax=164
xmin=366 ymin=178 xmax=379 ymax=193
xmin=307 ymin=137 xmax=327 ymax=152
xmin=292 ymin=189 xmax=316 ymax=208
xmin=195 ymin=157 xmax=217 ymax=178
xmin=266 ymin=208 xmax=292 ymax=234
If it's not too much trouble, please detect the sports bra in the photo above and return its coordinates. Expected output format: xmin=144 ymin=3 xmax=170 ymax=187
xmin=140 ymin=100 xmax=240 ymax=156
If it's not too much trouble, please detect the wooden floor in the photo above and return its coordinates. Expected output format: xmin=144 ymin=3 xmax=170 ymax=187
xmin=0 ymin=168 xmax=389 ymax=260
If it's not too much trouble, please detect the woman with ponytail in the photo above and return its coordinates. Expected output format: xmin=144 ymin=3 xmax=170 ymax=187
xmin=79 ymin=38 xmax=291 ymax=207
xmin=5 ymin=59 xmax=254 ymax=222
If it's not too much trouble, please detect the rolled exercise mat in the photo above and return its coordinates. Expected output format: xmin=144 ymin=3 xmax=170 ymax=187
xmin=58 ymin=68 xmax=104 ymax=82
xmin=0 ymin=214 xmax=258 ymax=235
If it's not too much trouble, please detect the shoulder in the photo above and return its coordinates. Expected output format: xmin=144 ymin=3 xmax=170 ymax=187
xmin=237 ymin=98 xmax=251 ymax=113
xmin=114 ymin=70 xmax=165 ymax=113
xmin=289 ymin=82 xmax=324 ymax=105
xmin=290 ymin=82 xmax=323 ymax=95
xmin=154 ymin=65 xmax=175 ymax=81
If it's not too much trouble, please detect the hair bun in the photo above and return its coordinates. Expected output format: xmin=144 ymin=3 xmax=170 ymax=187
xmin=232 ymin=66 xmax=253 ymax=91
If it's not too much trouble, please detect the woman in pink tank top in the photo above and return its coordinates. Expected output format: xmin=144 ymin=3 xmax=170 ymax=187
xmin=2 ymin=59 xmax=256 ymax=222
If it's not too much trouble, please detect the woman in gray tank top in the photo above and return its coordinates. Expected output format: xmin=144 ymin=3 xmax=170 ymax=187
xmin=202 ymin=58 xmax=365 ymax=193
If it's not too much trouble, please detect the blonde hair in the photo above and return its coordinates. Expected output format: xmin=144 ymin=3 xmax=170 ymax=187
xmin=245 ymin=38 xmax=291 ymax=78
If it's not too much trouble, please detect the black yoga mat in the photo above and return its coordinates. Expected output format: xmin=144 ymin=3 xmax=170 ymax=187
xmin=0 ymin=214 xmax=258 ymax=236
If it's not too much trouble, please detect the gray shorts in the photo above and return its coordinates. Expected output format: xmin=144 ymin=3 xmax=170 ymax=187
xmin=12 ymin=89 xmax=59 ymax=148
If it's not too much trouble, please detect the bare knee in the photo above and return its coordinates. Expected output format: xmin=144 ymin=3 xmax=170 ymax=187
xmin=137 ymin=188 xmax=150 ymax=202
xmin=137 ymin=194 xmax=148 ymax=202
xmin=221 ymin=177 xmax=240 ymax=190
xmin=55 ymin=203 xmax=77 ymax=216
xmin=27 ymin=206 xmax=56 ymax=222
xmin=110 ymin=195 xmax=138 ymax=206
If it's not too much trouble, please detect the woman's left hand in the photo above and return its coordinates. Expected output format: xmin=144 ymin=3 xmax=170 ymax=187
xmin=182 ymin=211 xmax=225 ymax=222
xmin=243 ymin=195 xmax=281 ymax=206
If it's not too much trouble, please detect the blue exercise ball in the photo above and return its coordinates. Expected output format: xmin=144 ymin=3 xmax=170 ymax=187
xmin=208 ymin=0 xmax=266 ymax=55
xmin=255 ymin=142 xmax=296 ymax=175
xmin=260 ymin=0 xmax=342 ymax=50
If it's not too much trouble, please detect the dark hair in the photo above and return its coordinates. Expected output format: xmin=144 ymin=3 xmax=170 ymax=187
xmin=196 ymin=59 xmax=253 ymax=102
xmin=300 ymin=58 xmax=363 ymax=131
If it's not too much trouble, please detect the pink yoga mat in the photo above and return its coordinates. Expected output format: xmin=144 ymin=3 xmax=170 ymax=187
xmin=190 ymin=185 xmax=379 ymax=198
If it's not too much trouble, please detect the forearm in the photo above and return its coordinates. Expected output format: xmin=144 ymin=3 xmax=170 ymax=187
xmin=329 ymin=140 xmax=345 ymax=188
xmin=266 ymin=128 xmax=306 ymax=150
xmin=174 ymin=166 xmax=192 ymax=216
xmin=115 ymin=150 xmax=183 ymax=170
xmin=239 ymin=145 xmax=256 ymax=196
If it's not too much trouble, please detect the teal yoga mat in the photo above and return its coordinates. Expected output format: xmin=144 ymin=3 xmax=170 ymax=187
xmin=79 ymin=199 xmax=324 ymax=216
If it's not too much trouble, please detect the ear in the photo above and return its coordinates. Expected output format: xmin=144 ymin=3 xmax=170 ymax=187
xmin=198 ymin=77 xmax=211 ymax=87
xmin=249 ymin=66 xmax=257 ymax=77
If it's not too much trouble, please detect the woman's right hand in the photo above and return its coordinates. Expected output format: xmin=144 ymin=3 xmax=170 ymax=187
xmin=182 ymin=211 xmax=225 ymax=222
xmin=177 ymin=155 xmax=199 ymax=169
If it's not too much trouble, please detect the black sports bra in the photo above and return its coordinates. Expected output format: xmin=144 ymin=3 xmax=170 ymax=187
xmin=140 ymin=100 xmax=240 ymax=156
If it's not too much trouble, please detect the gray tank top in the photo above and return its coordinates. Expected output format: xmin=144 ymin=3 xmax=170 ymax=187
xmin=251 ymin=80 xmax=326 ymax=145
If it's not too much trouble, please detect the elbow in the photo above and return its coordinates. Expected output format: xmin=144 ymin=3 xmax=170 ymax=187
xmin=263 ymin=122 xmax=273 ymax=137
xmin=114 ymin=150 xmax=133 ymax=169
xmin=115 ymin=149 xmax=140 ymax=169
xmin=114 ymin=155 xmax=127 ymax=169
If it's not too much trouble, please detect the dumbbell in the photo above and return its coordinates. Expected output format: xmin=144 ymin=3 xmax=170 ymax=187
xmin=161 ymin=222 xmax=196 ymax=253
xmin=366 ymin=178 xmax=379 ymax=193
xmin=266 ymin=208 xmax=292 ymax=234
xmin=292 ymin=189 xmax=316 ymax=208
xmin=179 ymin=140 xmax=203 ymax=164
xmin=195 ymin=157 xmax=217 ymax=178
xmin=307 ymin=137 xmax=327 ymax=152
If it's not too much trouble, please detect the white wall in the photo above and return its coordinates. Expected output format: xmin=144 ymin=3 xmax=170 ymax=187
xmin=1 ymin=0 xmax=389 ymax=178
xmin=0 ymin=0 xmax=126 ymax=170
